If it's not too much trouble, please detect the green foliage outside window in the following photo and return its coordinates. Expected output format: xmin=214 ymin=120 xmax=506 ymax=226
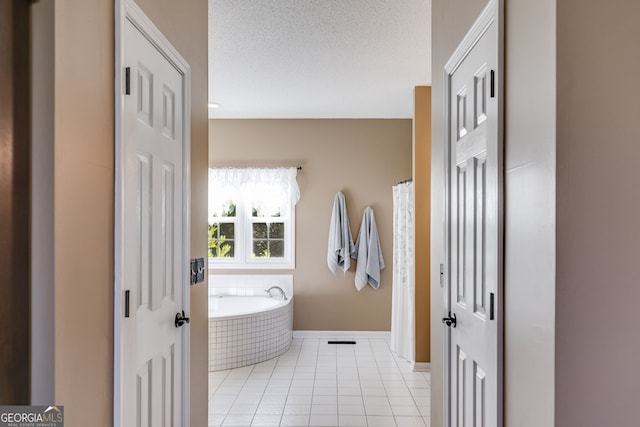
xmin=208 ymin=223 xmax=233 ymax=258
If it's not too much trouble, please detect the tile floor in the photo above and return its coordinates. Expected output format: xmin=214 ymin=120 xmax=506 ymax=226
xmin=209 ymin=337 xmax=431 ymax=426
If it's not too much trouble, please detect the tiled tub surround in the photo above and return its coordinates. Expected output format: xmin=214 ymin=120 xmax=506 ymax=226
xmin=209 ymin=295 xmax=293 ymax=372
xmin=208 ymin=274 xmax=293 ymax=299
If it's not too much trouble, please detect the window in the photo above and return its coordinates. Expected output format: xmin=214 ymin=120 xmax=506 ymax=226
xmin=208 ymin=167 xmax=299 ymax=269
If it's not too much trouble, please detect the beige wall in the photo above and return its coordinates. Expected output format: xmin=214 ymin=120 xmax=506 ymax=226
xmin=431 ymin=0 xmax=556 ymax=426
xmin=556 ymin=0 xmax=640 ymax=425
xmin=414 ymin=87 xmax=431 ymax=363
xmin=209 ymin=119 xmax=412 ymax=331
xmin=53 ymin=0 xmax=208 ymax=425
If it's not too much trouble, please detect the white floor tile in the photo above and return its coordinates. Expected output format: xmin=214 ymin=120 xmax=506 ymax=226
xmin=338 ymin=414 xmax=367 ymax=426
xmin=280 ymin=414 xmax=310 ymax=426
xmin=311 ymin=404 xmax=338 ymax=415
xmin=312 ymin=395 xmax=338 ymax=405
xmin=338 ymin=404 xmax=365 ymax=415
xmin=267 ymin=379 xmax=292 ymax=387
xmin=222 ymin=414 xmax=254 ymax=426
xmin=363 ymin=396 xmax=389 ymax=406
xmin=283 ymin=403 xmax=311 ymax=415
xmin=315 ymin=379 xmax=338 ymax=387
xmin=361 ymin=387 xmax=386 ymax=396
xmin=259 ymin=395 xmax=287 ymax=406
xmin=290 ymin=386 xmax=314 ymax=395
xmin=309 ymin=413 xmax=338 ymax=426
xmin=235 ymin=393 xmax=263 ymax=403
xmin=392 ymin=405 xmax=420 ymax=416
xmin=337 ymin=396 xmax=363 ymax=406
xmin=210 ymin=394 xmax=237 ymax=404
xmin=217 ymin=385 xmax=244 ymax=395
xmin=229 ymin=402 xmax=258 ymax=414
xmin=364 ymin=403 xmax=393 ymax=416
xmin=404 ymin=378 xmax=430 ymax=388
xmin=208 ymin=415 xmax=225 ymax=427
xmin=313 ymin=386 xmax=337 ymax=396
xmin=291 ymin=379 xmax=314 ymax=387
xmin=337 ymin=386 xmax=361 ymax=396
xmin=255 ymin=403 xmax=284 ymax=415
xmin=262 ymin=386 xmax=289 ymax=396
xmin=250 ymin=414 xmax=281 ymax=426
xmin=410 ymin=387 xmax=430 ymax=397
xmin=386 ymin=387 xmax=412 ymax=397
xmin=388 ymin=396 xmax=415 ymax=406
xmin=209 ymin=402 xmax=233 ymax=415
xmin=209 ymin=338 xmax=430 ymax=426
xmin=384 ymin=380 xmax=407 ymax=388
xmin=417 ymin=405 xmax=431 ymax=416
xmin=394 ymin=416 xmax=427 ymax=427
xmin=286 ymin=394 xmax=313 ymax=405
xmin=367 ymin=415 xmax=397 ymax=427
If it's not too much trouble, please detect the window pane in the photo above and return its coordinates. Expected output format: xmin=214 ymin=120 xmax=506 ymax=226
xmin=209 ymin=222 xmax=234 ymax=258
xmin=221 ymin=241 xmax=234 ymax=258
xmin=219 ymin=222 xmax=234 ymax=237
xmin=212 ymin=200 xmax=236 ymax=218
xmin=253 ymin=223 xmax=267 ymax=239
xmin=253 ymin=240 xmax=268 ymax=258
xmin=268 ymin=222 xmax=285 ymax=239
xmin=222 ymin=201 xmax=236 ymax=217
xmin=251 ymin=205 xmax=282 ymax=217
xmin=270 ymin=240 xmax=285 ymax=257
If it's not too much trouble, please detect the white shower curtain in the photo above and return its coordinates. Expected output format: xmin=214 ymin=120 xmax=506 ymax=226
xmin=390 ymin=181 xmax=415 ymax=362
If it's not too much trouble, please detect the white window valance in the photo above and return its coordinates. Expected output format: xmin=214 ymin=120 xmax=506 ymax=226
xmin=208 ymin=167 xmax=300 ymax=219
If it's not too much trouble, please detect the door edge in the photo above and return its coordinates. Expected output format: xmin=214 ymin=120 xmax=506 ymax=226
xmin=442 ymin=1 xmax=504 ymax=426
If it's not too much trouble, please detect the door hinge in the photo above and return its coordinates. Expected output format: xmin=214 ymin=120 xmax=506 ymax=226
xmin=489 ymin=292 xmax=495 ymax=320
xmin=490 ymin=69 xmax=495 ymax=98
xmin=439 ymin=263 xmax=444 ymax=287
xmin=124 ymin=290 xmax=130 ymax=318
xmin=125 ymin=67 xmax=131 ymax=95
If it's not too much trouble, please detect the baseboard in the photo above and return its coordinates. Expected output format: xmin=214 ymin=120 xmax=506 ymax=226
xmin=411 ymin=362 xmax=431 ymax=372
xmin=292 ymin=330 xmax=391 ymax=339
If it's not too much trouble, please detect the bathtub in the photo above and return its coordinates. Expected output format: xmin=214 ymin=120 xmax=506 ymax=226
xmin=208 ymin=295 xmax=293 ymax=371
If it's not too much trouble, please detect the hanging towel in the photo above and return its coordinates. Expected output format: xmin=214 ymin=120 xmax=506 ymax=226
xmin=327 ymin=192 xmax=355 ymax=274
xmin=353 ymin=207 xmax=385 ymax=290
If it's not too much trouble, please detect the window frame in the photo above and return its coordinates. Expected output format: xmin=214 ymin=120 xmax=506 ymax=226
xmin=209 ymin=193 xmax=296 ymax=270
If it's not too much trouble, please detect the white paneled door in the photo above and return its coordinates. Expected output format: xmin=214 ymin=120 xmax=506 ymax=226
xmin=444 ymin=1 xmax=502 ymax=427
xmin=117 ymin=1 xmax=191 ymax=426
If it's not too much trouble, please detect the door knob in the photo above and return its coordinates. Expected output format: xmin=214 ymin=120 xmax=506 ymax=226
xmin=175 ymin=310 xmax=190 ymax=328
xmin=442 ymin=312 xmax=457 ymax=328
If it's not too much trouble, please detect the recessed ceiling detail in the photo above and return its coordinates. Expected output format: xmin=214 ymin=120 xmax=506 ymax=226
xmin=208 ymin=0 xmax=431 ymax=119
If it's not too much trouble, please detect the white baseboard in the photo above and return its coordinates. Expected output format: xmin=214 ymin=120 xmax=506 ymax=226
xmin=411 ymin=362 xmax=431 ymax=372
xmin=292 ymin=330 xmax=391 ymax=339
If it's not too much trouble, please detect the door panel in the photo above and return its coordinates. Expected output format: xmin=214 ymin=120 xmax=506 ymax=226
xmin=446 ymin=3 xmax=501 ymax=426
xmin=122 ymin=17 xmax=186 ymax=427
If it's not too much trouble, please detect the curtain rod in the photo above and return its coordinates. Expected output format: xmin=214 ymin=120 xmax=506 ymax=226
xmin=211 ymin=166 xmax=302 ymax=170
xmin=396 ymin=178 xmax=412 ymax=185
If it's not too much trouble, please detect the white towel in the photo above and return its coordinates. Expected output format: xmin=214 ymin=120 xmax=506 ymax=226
xmin=327 ymin=192 xmax=355 ymax=274
xmin=353 ymin=207 xmax=385 ymax=290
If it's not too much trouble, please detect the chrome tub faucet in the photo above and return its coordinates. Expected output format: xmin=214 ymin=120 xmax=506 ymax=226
xmin=265 ymin=286 xmax=288 ymax=300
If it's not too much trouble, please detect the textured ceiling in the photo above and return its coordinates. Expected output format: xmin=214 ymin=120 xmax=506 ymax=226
xmin=208 ymin=0 xmax=431 ymax=118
